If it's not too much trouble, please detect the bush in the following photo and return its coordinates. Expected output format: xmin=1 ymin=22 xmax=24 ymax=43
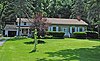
xmin=73 ymin=31 xmax=99 ymax=39
xmin=14 ymin=36 xmax=27 ymax=39
xmin=0 ymin=34 xmax=2 ymax=37
xmin=73 ymin=32 xmax=87 ymax=39
xmin=86 ymin=31 xmax=99 ymax=39
xmin=44 ymin=35 xmax=53 ymax=39
xmin=46 ymin=31 xmax=65 ymax=38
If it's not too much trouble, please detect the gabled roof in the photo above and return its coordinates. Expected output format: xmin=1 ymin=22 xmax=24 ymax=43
xmin=16 ymin=18 xmax=88 ymax=25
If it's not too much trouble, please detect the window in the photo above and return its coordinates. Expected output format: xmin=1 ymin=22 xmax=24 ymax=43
xmin=79 ymin=27 xmax=82 ymax=32
xmin=58 ymin=27 xmax=61 ymax=31
xmin=29 ymin=29 xmax=31 ymax=34
xmin=24 ymin=22 xmax=26 ymax=25
xmin=53 ymin=27 xmax=56 ymax=31
xmin=16 ymin=22 xmax=18 ymax=25
xmin=72 ymin=27 xmax=75 ymax=33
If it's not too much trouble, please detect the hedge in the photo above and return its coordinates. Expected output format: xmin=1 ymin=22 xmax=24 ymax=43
xmin=46 ymin=31 xmax=65 ymax=38
xmin=73 ymin=32 xmax=87 ymax=39
xmin=86 ymin=31 xmax=99 ymax=39
xmin=73 ymin=31 xmax=99 ymax=39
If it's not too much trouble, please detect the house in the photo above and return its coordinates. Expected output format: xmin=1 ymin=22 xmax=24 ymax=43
xmin=4 ymin=18 xmax=88 ymax=37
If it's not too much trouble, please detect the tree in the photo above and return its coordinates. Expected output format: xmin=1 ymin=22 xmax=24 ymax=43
xmin=70 ymin=0 xmax=86 ymax=19
xmin=56 ymin=0 xmax=72 ymax=18
xmin=1 ymin=3 xmax=16 ymax=29
xmin=30 ymin=12 xmax=50 ymax=52
xmin=85 ymin=0 xmax=100 ymax=31
xmin=0 ymin=0 xmax=12 ymax=34
xmin=11 ymin=0 xmax=33 ymax=36
xmin=0 ymin=0 xmax=33 ymax=36
xmin=31 ymin=12 xmax=49 ymax=38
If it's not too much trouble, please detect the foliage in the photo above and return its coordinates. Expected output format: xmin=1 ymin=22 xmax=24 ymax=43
xmin=0 ymin=34 xmax=2 ymax=37
xmin=70 ymin=0 xmax=86 ymax=19
xmin=1 ymin=3 xmax=16 ymax=23
xmin=0 ymin=0 xmax=100 ymax=34
xmin=73 ymin=32 xmax=87 ymax=39
xmin=46 ymin=31 xmax=65 ymax=38
xmin=44 ymin=35 xmax=53 ymax=39
xmin=14 ymin=36 xmax=28 ymax=39
xmin=1 ymin=0 xmax=100 ymax=22
xmin=31 ymin=12 xmax=50 ymax=38
xmin=73 ymin=31 xmax=99 ymax=39
xmin=0 ymin=0 xmax=33 ymax=35
xmin=86 ymin=31 xmax=99 ymax=39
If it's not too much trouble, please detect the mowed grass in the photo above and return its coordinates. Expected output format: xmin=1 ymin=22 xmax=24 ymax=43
xmin=0 ymin=38 xmax=100 ymax=61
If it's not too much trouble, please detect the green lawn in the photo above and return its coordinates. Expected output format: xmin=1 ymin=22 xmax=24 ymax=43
xmin=0 ymin=38 xmax=100 ymax=61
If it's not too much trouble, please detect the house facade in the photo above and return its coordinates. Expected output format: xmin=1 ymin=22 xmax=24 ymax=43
xmin=4 ymin=18 xmax=88 ymax=37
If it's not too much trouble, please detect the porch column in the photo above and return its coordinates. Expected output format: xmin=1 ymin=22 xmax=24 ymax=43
xmin=51 ymin=26 xmax=53 ymax=31
xmin=75 ymin=27 xmax=77 ymax=32
xmin=28 ymin=29 xmax=29 ymax=36
xmin=56 ymin=26 xmax=58 ymax=32
xmin=5 ymin=30 xmax=8 ymax=36
xmin=70 ymin=27 xmax=72 ymax=33
xmin=65 ymin=27 xmax=68 ymax=35
xmin=78 ymin=27 xmax=80 ymax=32
xmin=16 ymin=29 xmax=18 ymax=36
xmin=82 ymin=27 xmax=84 ymax=32
xmin=67 ymin=26 xmax=69 ymax=33
xmin=20 ymin=28 xmax=22 ymax=36
xmin=48 ymin=27 xmax=51 ymax=31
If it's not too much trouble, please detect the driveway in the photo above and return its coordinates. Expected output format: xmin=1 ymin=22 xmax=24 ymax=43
xmin=0 ymin=37 xmax=10 ymax=46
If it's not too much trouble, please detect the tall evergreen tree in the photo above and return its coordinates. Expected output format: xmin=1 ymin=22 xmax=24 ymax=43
xmin=0 ymin=0 xmax=13 ymax=34
xmin=11 ymin=0 xmax=33 ymax=36
xmin=70 ymin=0 xmax=86 ymax=20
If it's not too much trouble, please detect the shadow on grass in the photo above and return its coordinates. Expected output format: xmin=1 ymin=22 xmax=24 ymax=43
xmin=37 ymin=46 xmax=100 ymax=61
xmin=7 ymin=37 xmax=27 ymax=41
xmin=24 ymin=40 xmax=46 ymax=44
xmin=88 ymin=39 xmax=100 ymax=41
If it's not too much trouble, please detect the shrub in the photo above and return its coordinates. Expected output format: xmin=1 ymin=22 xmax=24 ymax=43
xmin=86 ymin=31 xmax=99 ymax=39
xmin=0 ymin=34 xmax=2 ymax=37
xmin=73 ymin=32 xmax=87 ymax=39
xmin=46 ymin=31 xmax=65 ymax=38
xmin=73 ymin=31 xmax=99 ymax=39
xmin=44 ymin=35 xmax=53 ymax=39
xmin=14 ymin=36 xmax=27 ymax=39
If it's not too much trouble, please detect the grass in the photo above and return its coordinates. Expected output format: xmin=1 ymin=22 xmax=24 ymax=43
xmin=0 ymin=38 xmax=100 ymax=61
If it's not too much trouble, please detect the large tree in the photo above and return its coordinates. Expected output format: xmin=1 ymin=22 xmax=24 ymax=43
xmin=70 ymin=0 xmax=86 ymax=19
xmin=30 ymin=12 xmax=49 ymax=52
xmin=31 ymin=12 xmax=49 ymax=38
xmin=0 ymin=0 xmax=13 ymax=34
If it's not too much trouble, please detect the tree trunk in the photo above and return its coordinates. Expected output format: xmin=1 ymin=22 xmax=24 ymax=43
xmin=0 ymin=3 xmax=6 ymax=35
xmin=98 ymin=25 xmax=100 ymax=38
xmin=0 ymin=24 xmax=2 ymax=34
xmin=33 ymin=29 xmax=38 ymax=52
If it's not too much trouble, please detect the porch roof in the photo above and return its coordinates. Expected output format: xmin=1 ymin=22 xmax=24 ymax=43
xmin=4 ymin=25 xmax=17 ymax=30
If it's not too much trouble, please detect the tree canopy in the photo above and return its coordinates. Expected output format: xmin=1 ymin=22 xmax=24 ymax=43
xmin=0 ymin=0 xmax=100 ymax=32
